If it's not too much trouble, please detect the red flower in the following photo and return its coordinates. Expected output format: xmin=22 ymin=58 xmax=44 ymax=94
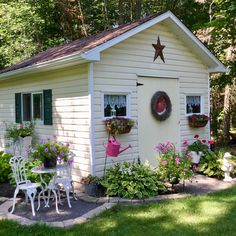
xmin=208 ymin=140 xmax=214 ymax=145
xmin=194 ymin=134 xmax=199 ymax=139
xmin=202 ymin=139 xmax=206 ymax=143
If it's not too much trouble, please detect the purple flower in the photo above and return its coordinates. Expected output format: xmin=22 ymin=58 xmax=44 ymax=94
xmin=67 ymin=159 xmax=73 ymax=166
xmin=50 ymin=146 xmax=57 ymax=152
xmin=44 ymin=148 xmax=49 ymax=153
xmin=59 ymin=151 xmax=65 ymax=157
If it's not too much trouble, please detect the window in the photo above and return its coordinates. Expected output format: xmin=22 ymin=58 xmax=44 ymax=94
xmin=186 ymin=95 xmax=202 ymax=115
xmin=32 ymin=93 xmax=43 ymax=120
xmin=22 ymin=92 xmax=43 ymax=121
xmin=103 ymin=94 xmax=128 ymax=118
xmin=15 ymin=89 xmax=52 ymax=125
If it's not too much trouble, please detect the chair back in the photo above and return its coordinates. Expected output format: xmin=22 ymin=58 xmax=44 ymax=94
xmin=56 ymin=152 xmax=75 ymax=179
xmin=9 ymin=156 xmax=28 ymax=186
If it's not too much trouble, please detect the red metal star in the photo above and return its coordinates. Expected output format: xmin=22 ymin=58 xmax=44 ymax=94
xmin=152 ymin=36 xmax=165 ymax=63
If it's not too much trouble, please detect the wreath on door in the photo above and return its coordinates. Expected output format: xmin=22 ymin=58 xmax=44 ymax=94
xmin=151 ymin=91 xmax=172 ymax=121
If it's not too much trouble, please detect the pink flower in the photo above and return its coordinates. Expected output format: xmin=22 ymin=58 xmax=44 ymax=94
xmin=161 ymin=160 xmax=168 ymax=166
xmin=175 ymin=158 xmax=180 ymax=165
xmin=208 ymin=140 xmax=214 ymax=145
xmin=202 ymin=139 xmax=206 ymax=143
xmin=194 ymin=134 xmax=199 ymax=139
xmin=183 ymin=140 xmax=188 ymax=145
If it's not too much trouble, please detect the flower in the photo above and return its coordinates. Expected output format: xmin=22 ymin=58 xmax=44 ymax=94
xmin=184 ymin=135 xmax=209 ymax=153
xmin=155 ymin=142 xmax=193 ymax=184
xmin=105 ymin=117 xmax=135 ymax=136
xmin=188 ymin=114 xmax=209 ymax=128
xmin=28 ymin=140 xmax=70 ymax=164
xmin=5 ymin=121 xmax=34 ymax=141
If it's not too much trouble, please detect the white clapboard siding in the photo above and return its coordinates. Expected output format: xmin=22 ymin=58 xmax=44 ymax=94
xmin=93 ymin=22 xmax=209 ymax=175
xmin=0 ymin=64 xmax=91 ymax=178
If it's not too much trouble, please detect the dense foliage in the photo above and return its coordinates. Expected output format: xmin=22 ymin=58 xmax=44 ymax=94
xmin=0 ymin=0 xmax=235 ymax=141
xmin=198 ymin=149 xmax=226 ymax=179
xmin=101 ymin=161 xmax=166 ymax=199
xmin=0 ymin=151 xmax=12 ymax=183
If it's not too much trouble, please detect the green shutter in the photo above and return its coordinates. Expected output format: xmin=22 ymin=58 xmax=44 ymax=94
xmin=15 ymin=93 xmax=22 ymax=123
xmin=43 ymin=89 xmax=53 ymax=125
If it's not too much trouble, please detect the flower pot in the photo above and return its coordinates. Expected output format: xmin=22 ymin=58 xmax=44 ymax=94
xmin=190 ymin=151 xmax=203 ymax=164
xmin=84 ymin=183 xmax=99 ymax=197
xmin=43 ymin=157 xmax=57 ymax=168
xmin=188 ymin=119 xmax=208 ymax=128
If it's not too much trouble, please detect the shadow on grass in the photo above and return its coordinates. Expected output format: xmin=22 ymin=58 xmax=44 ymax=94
xmin=2 ymin=186 xmax=236 ymax=236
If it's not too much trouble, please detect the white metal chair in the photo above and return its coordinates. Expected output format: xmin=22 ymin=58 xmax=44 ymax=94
xmin=54 ymin=152 xmax=77 ymax=208
xmin=9 ymin=155 xmax=42 ymax=216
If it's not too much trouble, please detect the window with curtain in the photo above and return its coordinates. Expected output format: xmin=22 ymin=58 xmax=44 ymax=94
xmin=186 ymin=95 xmax=202 ymax=114
xmin=104 ymin=94 xmax=127 ymax=117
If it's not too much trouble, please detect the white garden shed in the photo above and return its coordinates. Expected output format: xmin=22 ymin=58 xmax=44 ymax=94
xmin=0 ymin=11 xmax=226 ymax=180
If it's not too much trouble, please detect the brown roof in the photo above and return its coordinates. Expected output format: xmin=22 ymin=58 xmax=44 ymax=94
xmin=0 ymin=14 xmax=159 ymax=74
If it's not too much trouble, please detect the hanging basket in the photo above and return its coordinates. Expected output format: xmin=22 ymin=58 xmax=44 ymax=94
xmin=104 ymin=117 xmax=134 ymax=135
xmin=188 ymin=115 xmax=209 ymax=128
xmin=188 ymin=119 xmax=208 ymax=128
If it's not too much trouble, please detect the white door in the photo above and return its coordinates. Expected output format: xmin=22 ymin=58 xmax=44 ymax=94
xmin=137 ymin=77 xmax=180 ymax=167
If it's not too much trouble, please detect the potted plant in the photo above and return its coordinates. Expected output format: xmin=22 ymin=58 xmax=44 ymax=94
xmin=5 ymin=122 xmax=35 ymax=153
xmin=5 ymin=121 xmax=34 ymax=140
xmin=104 ymin=117 xmax=135 ymax=136
xmin=81 ymin=175 xmax=104 ymax=197
xmin=183 ymin=134 xmax=213 ymax=164
xmin=28 ymin=140 xmax=70 ymax=168
xmin=188 ymin=114 xmax=209 ymax=128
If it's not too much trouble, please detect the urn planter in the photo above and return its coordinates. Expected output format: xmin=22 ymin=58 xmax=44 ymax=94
xmin=190 ymin=151 xmax=203 ymax=164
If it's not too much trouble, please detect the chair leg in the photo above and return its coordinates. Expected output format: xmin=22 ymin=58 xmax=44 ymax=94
xmin=51 ymin=189 xmax=59 ymax=214
xmin=10 ymin=188 xmax=19 ymax=214
xmin=64 ymin=185 xmax=72 ymax=208
xmin=71 ymin=181 xmax=78 ymax=200
xmin=27 ymin=189 xmax=37 ymax=216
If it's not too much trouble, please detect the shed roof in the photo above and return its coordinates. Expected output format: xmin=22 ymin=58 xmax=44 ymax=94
xmin=0 ymin=11 xmax=226 ymax=80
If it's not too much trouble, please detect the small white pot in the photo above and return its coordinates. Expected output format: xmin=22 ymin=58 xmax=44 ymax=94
xmin=190 ymin=151 xmax=203 ymax=164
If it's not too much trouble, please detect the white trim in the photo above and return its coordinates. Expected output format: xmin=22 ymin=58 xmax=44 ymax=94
xmin=0 ymin=11 xmax=226 ymax=81
xmin=207 ymin=75 xmax=211 ymax=140
xmin=85 ymin=11 xmax=226 ymax=73
xmin=136 ymin=73 xmax=180 ymax=79
xmin=88 ymin=63 xmax=96 ymax=176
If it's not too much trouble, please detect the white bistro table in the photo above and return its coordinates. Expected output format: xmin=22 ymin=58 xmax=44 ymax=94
xmin=31 ymin=166 xmax=60 ymax=214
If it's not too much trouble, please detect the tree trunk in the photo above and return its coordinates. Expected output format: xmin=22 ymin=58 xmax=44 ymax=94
xmin=223 ymin=84 xmax=231 ymax=143
xmin=118 ymin=0 xmax=125 ymax=25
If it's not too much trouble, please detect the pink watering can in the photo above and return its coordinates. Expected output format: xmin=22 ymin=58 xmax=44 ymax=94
xmin=106 ymin=137 xmax=132 ymax=157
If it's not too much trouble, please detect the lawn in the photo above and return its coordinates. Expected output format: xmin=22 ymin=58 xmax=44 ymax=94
xmin=2 ymin=186 xmax=236 ymax=236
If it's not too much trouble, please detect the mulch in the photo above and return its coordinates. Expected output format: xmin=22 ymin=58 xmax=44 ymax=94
xmin=0 ymin=183 xmax=16 ymax=198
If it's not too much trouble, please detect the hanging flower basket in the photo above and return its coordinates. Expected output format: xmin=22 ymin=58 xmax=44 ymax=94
xmin=188 ymin=114 xmax=209 ymax=128
xmin=104 ymin=117 xmax=135 ymax=136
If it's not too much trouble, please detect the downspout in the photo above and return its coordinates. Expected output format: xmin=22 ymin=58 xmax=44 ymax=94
xmin=88 ymin=63 xmax=96 ymax=176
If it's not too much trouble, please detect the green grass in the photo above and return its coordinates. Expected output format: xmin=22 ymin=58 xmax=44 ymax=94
xmin=2 ymin=186 xmax=236 ymax=236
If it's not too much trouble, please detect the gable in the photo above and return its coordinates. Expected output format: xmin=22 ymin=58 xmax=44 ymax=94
xmin=0 ymin=11 xmax=226 ymax=81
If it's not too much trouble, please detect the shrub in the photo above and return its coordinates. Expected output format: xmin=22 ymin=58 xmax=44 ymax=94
xmin=101 ymin=161 xmax=166 ymax=199
xmin=0 ymin=151 xmax=12 ymax=183
xmin=198 ymin=149 xmax=226 ymax=179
